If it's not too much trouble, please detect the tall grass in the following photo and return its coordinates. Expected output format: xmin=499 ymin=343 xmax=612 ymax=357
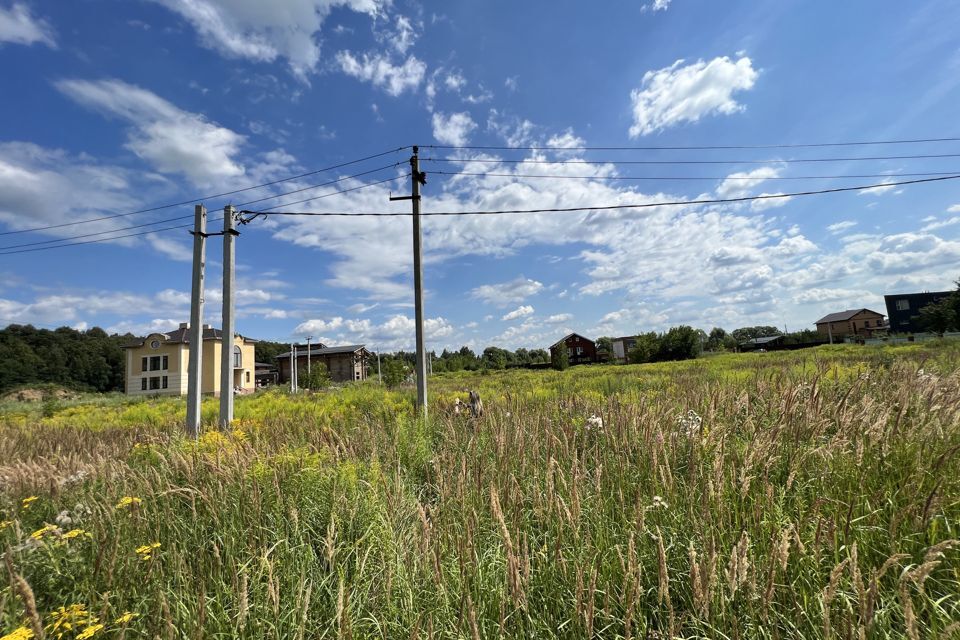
xmin=1 ymin=343 xmax=958 ymax=638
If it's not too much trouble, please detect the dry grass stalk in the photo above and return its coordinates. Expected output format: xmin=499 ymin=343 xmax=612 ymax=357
xmin=900 ymin=582 xmax=918 ymax=640
xmin=490 ymin=486 xmax=525 ymax=608
xmin=4 ymin=552 xmax=43 ymax=639
xmin=822 ymin=557 xmax=850 ymax=638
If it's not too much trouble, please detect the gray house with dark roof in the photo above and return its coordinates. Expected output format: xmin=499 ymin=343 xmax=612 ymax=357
xmin=814 ymin=308 xmax=885 ymax=340
xmin=276 ymin=344 xmax=370 ymax=383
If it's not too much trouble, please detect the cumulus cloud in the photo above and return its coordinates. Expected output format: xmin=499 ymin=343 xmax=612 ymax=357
xmin=470 ymin=277 xmax=544 ymax=306
xmin=629 ymin=55 xmax=758 ymax=137
xmin=55 ymin=78 xmax=248 ymax=186
xmin=857 ymin=177 xmax=903 ymax=196
xmin=294 ymin=313 xmax=453 ymax=350
xmin=545 ymin=313 xmax=572 ymax=324
xmin=336 ymin=51 xmax=426 ymax=95
xmin=501 ymin=305 xmax=534 ymax=321
xmin=149 ymin=0 xmax=385 ymax=78
xmin=0 ymin=3 xmax=55 ymax=47
xmin=431 ymin=111 xmax=477 ymax=145
xmin=827 ymin=220 xmax=857 ymax=234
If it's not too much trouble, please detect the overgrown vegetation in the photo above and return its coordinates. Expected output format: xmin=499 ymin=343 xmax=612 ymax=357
xmin=1 ymin=343 xmax=959 ymax=638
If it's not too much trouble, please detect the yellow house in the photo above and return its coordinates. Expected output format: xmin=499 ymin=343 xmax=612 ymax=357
xmin=123 ymin=323 xmax=256 ymax=396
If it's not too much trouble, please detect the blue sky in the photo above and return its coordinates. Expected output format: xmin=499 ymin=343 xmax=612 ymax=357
xmin=1 ymin=0 xmax=959 ymax=351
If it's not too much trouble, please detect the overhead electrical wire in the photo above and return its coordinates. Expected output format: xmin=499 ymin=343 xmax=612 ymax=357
xmin=0 ymin=173 xmax=409 ymax=253
xmin=430 ymin=170 xmax=960 ymax=181
xmin=238 ymin=174 xmax=960 ymax=219
xmin=0 ymin=146 xmax=410 ymax=237
xmin=422 ymin=136 xmax=960 ymax=151
xmin=0 ymin=218 xmax=223 ymax=256
xmin=422 ymin=153 xmax=960 ymax=166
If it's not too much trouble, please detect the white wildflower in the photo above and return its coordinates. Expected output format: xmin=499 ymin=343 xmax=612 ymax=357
xmin=585 ymin=414 xmax=604 ymax=432
xmin=651 ymin=495 xmax=669 ymax=509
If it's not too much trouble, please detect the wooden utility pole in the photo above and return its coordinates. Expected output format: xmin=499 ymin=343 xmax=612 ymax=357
xmin=219 ymin=205 xmax=238 ymax=427
xmin=186 ymin=204 xmax=207 ymax=438
xmin=391 ymin=146 xmax=428 ymax=417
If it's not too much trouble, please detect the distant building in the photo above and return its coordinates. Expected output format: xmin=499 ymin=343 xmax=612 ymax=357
xmin=739 ymin=335 xmax=784 ymax=351
xmin=549 ymin=333 xmax=597 ymax=366
xmin=814 ymin=309 xmax=886 ymax=340
xmin=254 ymin=362 xmax=278 ymax=387
xmin=884 ymin=291 xmax=953 ymax=334
xmin=122 ymin=323 xmax=256 ymax=396
xmin=611 ymin=336 xmax=637 ymax=363
xmin=276 ymin=344 xmax=370 ymax=383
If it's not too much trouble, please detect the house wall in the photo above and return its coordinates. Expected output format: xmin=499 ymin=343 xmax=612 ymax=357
xmin=125 ymin=335 xmax=255 ymax=396
xmin=277 ymin=352 xmax=367 ymax=384
xmin=125 ymin=334 xmax=185 ymax=396
xmin=816 ymin=311 xmax=885 ymax=339
xmin=884 ymin=292 xmax=952 ymax=333
xmin=551 ymin=335 xmax=597 ymax=365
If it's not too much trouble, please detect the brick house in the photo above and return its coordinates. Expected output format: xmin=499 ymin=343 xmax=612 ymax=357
xmin=122 ymin=323 xmax=256 ymax=396
xmin=549 ymin=333 xmax=597 ymax=366
xmin=814 ymin=309 xmax=886 ymax=340
xmin=276 ymin=344 xmax=370 ymax=383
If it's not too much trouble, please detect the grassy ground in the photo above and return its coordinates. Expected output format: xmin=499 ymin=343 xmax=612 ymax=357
xmin=1 ymin=343 xmax=959 ymax=638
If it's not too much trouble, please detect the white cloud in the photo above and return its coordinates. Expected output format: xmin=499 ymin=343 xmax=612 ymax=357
xmin=792 ymin=288 xmax=876 ymax=305
xmin=150 ymin=0 xmax=385 ymax=78
xmin=642 ymin=0 xmax=672 ymax=11
xmin=471 ymin=277 xmax=544 ymax=306
xmin=922 ymin=216 xmax=960 ymax=231
xmin=501 ymin=305 xmax=534 ymax=321
xmin=431 ymin=111 xmax=477 ymax=146
xmin=336 ymin=51 xmax=426 ymax=96
xmin=545 ymin=313 xmax=572 ymax=324
xmin=629 ymin=55 xmax=758 ymax=137
xmin=716 ymin=167 xmax=779 ymax=199
xmin=0 ymin=3 xmax=55 ymax=47
xmin=948 ymin=204 xmax=960 ymax=213
xmin=827 ymin=220 xmax=857 ymax=234
xmin=546 ymin=129 xmax=586 ymax=149
xmin=857 ymin=177 xmax=903 ymax=196
xmin=55 ymin=79 xmax=248 ymax=186
xmin=294 ymin=313 xmax=453 ymax=350
xmin=504 ymin=76 xmax=519 ymax=92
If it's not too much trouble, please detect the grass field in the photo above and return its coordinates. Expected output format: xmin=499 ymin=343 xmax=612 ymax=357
xmin=1 ymin=343 xmax=959 ymax=639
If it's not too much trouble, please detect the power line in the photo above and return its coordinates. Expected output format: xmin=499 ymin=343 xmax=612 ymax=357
xmin=422 ymin=153 xmax=960 ymax=166
xmin=5 ymin=173 xmax=957 ymax=255
xmin=431 ymin=170 xmax=960 ymax=181
xmin=0 ymin=218 xmax=224 ymax=255
xmin=255 ymin=173 xmax=411 ymax=213
xmin=0 ymin=176 xmax=410 ymax=255
xmin=0 ymin=146 xmax=409 ymax=237
xmin=422 ymin=136 xmax=960 ymax=151
xmin=233 ymin=163 xmax=401 ymax=207
xmin=240 ymin=174 xmax=960 ymax=218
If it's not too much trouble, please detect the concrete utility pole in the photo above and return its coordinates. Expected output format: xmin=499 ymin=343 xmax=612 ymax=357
xmin=306 ymin=335 xmax=312 ymax=385
xmin=377 ymin=347 xmax=382 ymax=384
xmin=186 ymin=204 xmax=207 ymax=438
xmin=219 ymin=205 xmax=238 ymax=428
xmin=391 ymin=146 xmax=428 ymax=417
xmin=290 ymin=343 xmax=297 ymax=393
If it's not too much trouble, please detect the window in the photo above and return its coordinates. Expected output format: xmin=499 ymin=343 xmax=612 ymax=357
xmin=864 ymin=320 xmax=870 ymax=327
xmin=575 ymin=336 xmax=580 ymax=342
xmin=141 ymin=356 xmax=148 ymax=372
xmin=162 ymin=355 xmax=168 ymax=370
xmin=233 ymin=345 xmax=242 ymax=368
xmin=245 ymin=371 xmax=250 ymax=383
xmin=150 ymin=339 xmax=160 ymax=349
xmin=576 ymin=347 xmax=583 ymax=355
xmin=355 ymin=371 xmax=362 ymax=380
xmin=149 ymin=356 xmax=161 ymax=371
xmin=896 ymin=299 xmax=910 ymax=311
xmin=141 ymin=378 xmax=147 ymax=391
xmin=161 ymin=376 xmax=168 ymax=389
xmin=149 ymin=376 xmax=161 ymax=390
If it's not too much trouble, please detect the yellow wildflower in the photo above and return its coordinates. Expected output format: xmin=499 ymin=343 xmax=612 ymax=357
xmin=76 ymin=624 xmax=104 ymax=640
xmin=21 ymin=496 xmax=38 ymax=509
xmin=135 ymin=541 xmax=161 ymax=561
xmin=0 ymin=626 xmax=34 ymax=640
xmin=0 ymin=520 xmax=13 ymax=532
xmin=61 ymin=528 xmax=91 ymax=540
xmin=46 ymin=605 xmax=98 ymax=640
xmin=30 ymin=524 xmax=58 ymax=540
xmin=115 ymin=496 xmax=142 ymax=510
xmin=114 ymin=612 xmax=139 ymax=625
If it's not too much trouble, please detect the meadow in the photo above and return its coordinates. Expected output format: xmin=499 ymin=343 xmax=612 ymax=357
xmin=1 ymin=343 xmax=959 ymax=639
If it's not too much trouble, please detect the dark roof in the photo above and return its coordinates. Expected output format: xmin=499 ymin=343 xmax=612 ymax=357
xmin=814 ymin=308 xmax=884 ymax=324
xmin=550 ymin=333 xmax=595 ymax=349
xmin=741 ymin=335 xmax=783 ymax=345
xmin=275 ymin=344 xmax=367 ymax=359
xmin=122 ymin=325 xmax=256 ymax=348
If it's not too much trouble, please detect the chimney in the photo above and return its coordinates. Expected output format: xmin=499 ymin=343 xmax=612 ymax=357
xmin=179 ymin=322 xmax=188 ymax=329
xmin=203 ymin=324 xmax=211 ymax=330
